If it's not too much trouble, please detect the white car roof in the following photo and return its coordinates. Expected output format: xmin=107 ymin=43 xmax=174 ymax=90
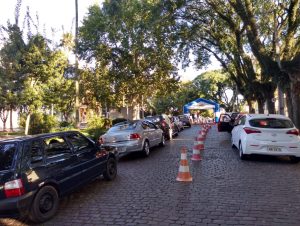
xmin=247 ymin=114 xmax=291 ymax=120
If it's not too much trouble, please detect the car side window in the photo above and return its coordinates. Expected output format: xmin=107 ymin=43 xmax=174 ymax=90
xmin=43 ymin=136 xmax=71 ymax=159
xmin=21 ymin=140 xmax=44 ymax=169
xmin=66 ymin=133 xmax=94 ymax=153
xmin=142 ymin=122 xmax=150 ymax=129
xmin=147 ymin=122 xmax=157 ymax=129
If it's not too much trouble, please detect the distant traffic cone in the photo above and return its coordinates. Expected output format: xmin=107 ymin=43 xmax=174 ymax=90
xmin=201 ymin=129 xmax=207 ymax=138
xmin=194 ymin=136 xmax=205 ymax=150
xmin=176 ymin=147 xmax=192 ymax=182
xmin=191 ymin=145 xmax=202 ymax=161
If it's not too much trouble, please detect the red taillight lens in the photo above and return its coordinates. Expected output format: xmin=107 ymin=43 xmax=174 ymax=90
xmin=243 ymin=127 xmax=261 ymax=134
xmin=130 ymin=133 xmax=141 ymax=139
xmin=287 ymin=129 xmax=299 ymax=136
xmin=4 ymin=179 xmax=25 ymax=198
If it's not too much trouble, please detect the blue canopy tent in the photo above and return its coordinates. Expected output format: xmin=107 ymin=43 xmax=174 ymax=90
xmin=183 ymin=98 xmax=220 ymax=122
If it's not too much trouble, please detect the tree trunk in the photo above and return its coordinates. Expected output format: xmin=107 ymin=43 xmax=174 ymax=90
xmin=257 ymin=99 xmax=265 ymax=114
xmin=247 ymin=99 xmax=255 ymax=113
xmin=0 ymin=110 xmax=9 ymax=132
xmin=25 ymin=113 xmax=31 ymax=135
xmin=290 ymin=82 xmax=300 ymax=129
xmin=10 ymin=108 xmax=13 ymax=132
xmin=2 ymin=119 xmax=7 ymax=132
xmin=278 ymin=86 xmax=285 ymax=115
xmin=285 ymin=86 xmax=293 ymax=119
xmin=266 ymin=91 xmax=276 ymax=114
xmin=51 ymin=104 xmax=54 ymax=116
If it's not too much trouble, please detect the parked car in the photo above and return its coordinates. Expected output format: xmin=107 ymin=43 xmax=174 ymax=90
xmin=99 ymin=119 xmax=165 ymax=157
xmin=178 ymin=115 xmax=192 ymax=128
xmin=217 ymin=113 xmax=237 ymax=133
xmin=145 ymin=115 xmax=178 ymax=139
xmin=171 ymin=116 xmax=184 ymax=131
xmin=231 ymin=114 xmax=300 ymax=162
xmin=0 ymin=131 xmax=118 ymax=222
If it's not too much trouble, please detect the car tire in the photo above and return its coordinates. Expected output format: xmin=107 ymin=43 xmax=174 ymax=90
xmin=159 ymin=135 xmax=165 ymax=147
xmin=143 ymin=141 xmax=150 ymax=157
xmin=231 ymin=137 xmax=235 ymax=148
xmin=239 ymin=142 xmax=247 ymax=160
xmin=103 ymin=157 xmax=117 ymax=181
xmin=290 ymin=156 xmax=300 ymax=163
xmin=29 ymin=186 xmax=59 ymax=223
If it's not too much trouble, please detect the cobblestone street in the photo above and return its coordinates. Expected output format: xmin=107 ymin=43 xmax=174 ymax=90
xmin=2 ymin=125 xmax=300 ymax=226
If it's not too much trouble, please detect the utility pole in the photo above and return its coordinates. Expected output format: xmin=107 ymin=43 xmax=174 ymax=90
xmin=75 ymin=0 xmax=80 ymax=127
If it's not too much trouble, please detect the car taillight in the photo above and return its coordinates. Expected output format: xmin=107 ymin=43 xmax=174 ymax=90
xmin=4 ymin=179 xmax=25 ymax=198
xmin=243 ymin=127 xmax=261 ymax=134
xmin=287 ymin=129 xmax=299 ymax=136
xmin=130 ymin=133 xmax=141 ymax=139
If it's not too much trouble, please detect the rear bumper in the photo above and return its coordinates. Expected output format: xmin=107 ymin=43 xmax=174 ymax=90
xmin=243 ymin=140 xmax=300 ymax=157
xmin=0 ymin=191 xmax=35 ymax=218
xmin=103 ymin=140 xmax=143 ymax=156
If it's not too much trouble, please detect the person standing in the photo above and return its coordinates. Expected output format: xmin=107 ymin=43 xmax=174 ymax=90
xmin=162 ymin=114 xmax=173 ymax=140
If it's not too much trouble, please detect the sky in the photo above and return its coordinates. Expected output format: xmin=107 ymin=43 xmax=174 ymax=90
xmin=0 ymin=0 xmax=220 ymax=81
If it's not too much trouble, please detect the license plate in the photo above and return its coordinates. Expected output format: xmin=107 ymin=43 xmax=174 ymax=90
xmin=267 ymin=146 xmax=281 ymax=152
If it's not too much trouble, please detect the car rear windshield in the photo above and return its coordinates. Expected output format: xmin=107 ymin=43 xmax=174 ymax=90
xmin=249 ymin=118 xmax=294 ymax=129
xmin=0 ymin=143 xmax=17 ymax=171
xmin=108 ymin=123 xmax=137 ymax=132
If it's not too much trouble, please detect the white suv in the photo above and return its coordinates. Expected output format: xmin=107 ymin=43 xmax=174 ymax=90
xmin=231 ymin=114 xmax=300 ymax=162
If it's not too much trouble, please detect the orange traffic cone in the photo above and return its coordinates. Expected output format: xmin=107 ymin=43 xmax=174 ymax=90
xmin=176 ymin=147 xmax=192 ymax=182
xmin=201 ymin=129 xmax=207 ymax=138
xmin=194 ymin=137 xmax=204 ymax=150
xmin=191 ymin=145 xmax=202 ymax=161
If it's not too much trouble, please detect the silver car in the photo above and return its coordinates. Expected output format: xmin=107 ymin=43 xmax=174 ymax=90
xmin=99 ymin=120 xmax=165 ymax=157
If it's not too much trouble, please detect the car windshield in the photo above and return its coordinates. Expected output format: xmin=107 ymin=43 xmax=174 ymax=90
xmin=108 ymin=122 xmax=137 ymax=132
xmin=249 ymin=118 xmax=294 ymax=129
xmin=0 ymin=142 xmax=17 ymax=171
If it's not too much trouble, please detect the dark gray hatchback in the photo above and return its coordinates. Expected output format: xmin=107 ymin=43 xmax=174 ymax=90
xmin=0 ymin=131 xmax=118 ymax=223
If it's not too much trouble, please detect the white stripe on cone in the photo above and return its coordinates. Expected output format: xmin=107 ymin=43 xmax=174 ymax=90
xmin=181 ymin=153 xmax=187 ymax=159
xmin=194 ymin=140 xmax=204 ymax=145
xmin=192 ymin=149 xmax=200 ymax=154
xmin=179 ymin=165 xmax=190 ymax=172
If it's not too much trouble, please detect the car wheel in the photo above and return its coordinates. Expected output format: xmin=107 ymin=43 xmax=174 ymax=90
xmin=143 ymin=141 xmax=150 ymax=157
xmin=290 ymin=156 xmax=300 ymax=163
xmin=231 ymin=137 xmax=235 ymax=148
xmin=29 ymin=186 xmax=59 ymax=223
xmin=159 ymin=135 xmax=165 ymax=147
xmin=239 ymin=142 xmax=247 ymax=160
xmin=103 ymin=157 xmax=117 ymax=181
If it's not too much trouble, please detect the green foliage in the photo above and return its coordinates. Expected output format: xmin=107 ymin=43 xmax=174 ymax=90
xmin=198 ymin=110 xmax=214 ymax=118
xmin=78 ymin=1 xmax=180 ymax=111
xmin=151 ymin=70 xmax=239 ymax=114
xmin=59 ymin=121 xmax=73 ymax=128
xmin=19 ymin=112 xmax=59 ymax=135
xmin=85 ymin=116 xmax=111 ymax=141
